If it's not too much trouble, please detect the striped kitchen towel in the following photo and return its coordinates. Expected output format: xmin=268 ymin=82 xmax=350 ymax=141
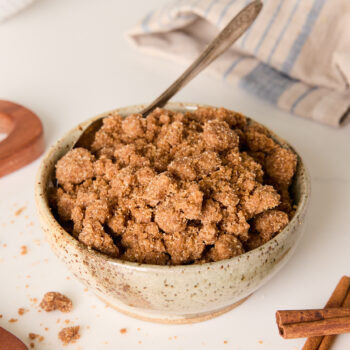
xmin=128 ymin=0 xmax=350 ymax=127
xmin=0 ymin=0 xmax=35 ymax=22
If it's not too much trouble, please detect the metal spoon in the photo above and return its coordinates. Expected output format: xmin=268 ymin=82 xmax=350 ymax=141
xmin=74 ymin=0 xmax=263 ymax=149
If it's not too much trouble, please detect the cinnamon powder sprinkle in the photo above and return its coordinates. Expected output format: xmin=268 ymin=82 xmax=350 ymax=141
xmin=8 ymin=318 xmax=18 ymax=323
xmin=224 ymin=340 xmax=228 ymax=344
xmin=30 ymin=343 xmax=35 ymax=349
xmin=20 ymin=246 xmax=27 ymax=255
xmin=120 ymin=328 xmax=127 ymax=334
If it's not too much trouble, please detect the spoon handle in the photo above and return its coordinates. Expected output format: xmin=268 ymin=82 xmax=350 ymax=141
xmin=140 ymin=0 xmax=263 ymax=117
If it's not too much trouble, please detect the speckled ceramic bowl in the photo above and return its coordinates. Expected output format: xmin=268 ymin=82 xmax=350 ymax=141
xmin=35 ymin=102 xmax=310 ymax=324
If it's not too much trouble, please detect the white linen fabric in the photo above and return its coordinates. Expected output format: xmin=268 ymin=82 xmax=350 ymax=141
xmin=128 ymin=0 xmax=350 ymax=127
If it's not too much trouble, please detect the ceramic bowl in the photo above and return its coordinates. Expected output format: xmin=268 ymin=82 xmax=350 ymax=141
xmin=35 ymin=102 xmax=310 ymax=324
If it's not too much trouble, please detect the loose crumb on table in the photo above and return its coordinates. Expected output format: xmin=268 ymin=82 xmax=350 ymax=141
xmin=20 ymin=245 xmax=28 ymax=255
xmin=28 ymin=333 xmax=44 ymax=342
xmin=58 ymin=326 xmax=80 ymax=345
xmin=15 ymin=206 xmax=26 ymax=216
xmin=18 ymin=307 xmax=28 ymax=315
xmin=40 ymin=292 xmax=73 ymax=313
xmin=120 ymin=328 xmax=127 ymax=334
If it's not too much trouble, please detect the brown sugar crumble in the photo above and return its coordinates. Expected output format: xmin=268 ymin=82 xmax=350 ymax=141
xmin=39 ymin=292 xmax=73 ymax=313
xmin=120 ymin=328 xmax=127 ymax=334
xmin=58 ymin=326 xmax=80 ymax=345
xmin=51 ymin=107 xmax=297 ymax=265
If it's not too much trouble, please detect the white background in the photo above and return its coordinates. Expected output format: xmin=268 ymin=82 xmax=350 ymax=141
xmin=0 ymin=0 xmax=349 ymax=349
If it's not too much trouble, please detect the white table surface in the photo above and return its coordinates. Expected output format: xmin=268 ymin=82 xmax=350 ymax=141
xmin=0 ymin=1 xmax=349 ymax=349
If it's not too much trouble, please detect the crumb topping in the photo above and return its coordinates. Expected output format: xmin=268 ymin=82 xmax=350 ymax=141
xmin=51 ymin=107 xmax=297 ymax=265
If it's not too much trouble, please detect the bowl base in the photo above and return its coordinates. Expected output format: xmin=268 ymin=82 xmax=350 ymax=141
xmin=96 ymin=294 xmax=251 ymax=324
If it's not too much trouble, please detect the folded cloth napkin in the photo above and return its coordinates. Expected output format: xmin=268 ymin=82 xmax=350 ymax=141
xmin=128 ymin=0 xmax=350 ymax=127
xmin=0 ymin=0 xmax=35 ymax=22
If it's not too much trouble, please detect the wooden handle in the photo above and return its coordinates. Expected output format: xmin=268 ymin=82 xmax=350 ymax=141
xmin=0 ymin=100 xmax=44 ymax=178
xmin=140 ymin=0 xmax=263 ymax=117
xmin=0 ymin=327 xmax=28 ymax=350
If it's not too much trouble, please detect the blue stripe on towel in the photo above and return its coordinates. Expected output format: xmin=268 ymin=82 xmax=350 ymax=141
xmin=254 ymin=0 xmax=285 ymax=55
xmin=282 ymin=0 xmax=327 ymax=74
xmin=267 ymin=0 xmax=301 ymax=64
xmin=142 ymin=10 xmax=155 ymax=33
xmin=217 ymin=0 xmax=237 ymax=27
xmin=240 ymin=63 xmax=296 ymax=104
xmin=223 ymin=56 xmax=245 ymax=80
xmin=291 ymin=86 xmax=317 ymax=112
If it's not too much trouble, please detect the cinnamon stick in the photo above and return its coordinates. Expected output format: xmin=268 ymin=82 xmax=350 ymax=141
xmin=277 ymin=312 xmax=350 ymax=339
xmin=302 ymin=276 xmax=350 ymax=350
xmin=277 ymin=308 xmax=350 ymax=326
xmin=318 ymin=290 xmax=350 ymax=350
